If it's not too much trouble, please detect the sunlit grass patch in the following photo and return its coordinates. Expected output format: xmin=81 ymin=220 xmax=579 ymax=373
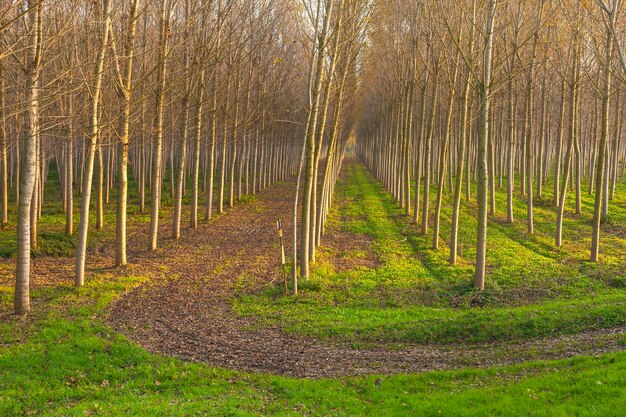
xmin=235 ymin=161 xmax=626 ymax=345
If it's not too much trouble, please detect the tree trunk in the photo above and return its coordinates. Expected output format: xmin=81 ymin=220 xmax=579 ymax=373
xmin=0 ymin=69 xmax=7 ymax=229
xmin=475 ymin=0 xmax=497 ymax=290
xmin=15 ymin=2 xmax=42 ymax=315
xmin=75 ymin=0 xmax=112 ymax=286
xmin=115 ymin=0 xmax=140 ymax=266
xmin=191 ymin=71 xmax=205 ymax=228
xmin=591 ymin=28 xmax=614 ymax=262
xmin=148 ymin=0 xmax=172 ymax=251
xmin=556 ymin=33 xmax=579 ymax=247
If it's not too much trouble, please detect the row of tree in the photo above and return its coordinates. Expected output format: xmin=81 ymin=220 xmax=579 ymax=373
xmin=10 ymin=0 xmax=626 ymax=314
xmin=2 ymin=0 xmax=325 ymax=315
xmin=290 ymin=0 xmax=369 ymax=294
xmin=356 ymin=0 xmax=626 ymax=289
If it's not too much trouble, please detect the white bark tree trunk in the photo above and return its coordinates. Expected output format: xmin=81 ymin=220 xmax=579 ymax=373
xmin=75 ymin=0 xmax=113 ymax=286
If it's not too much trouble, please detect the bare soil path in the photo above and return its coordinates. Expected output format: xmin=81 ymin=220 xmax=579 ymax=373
xmin=107 ymin=159 xmax=626 ymax=378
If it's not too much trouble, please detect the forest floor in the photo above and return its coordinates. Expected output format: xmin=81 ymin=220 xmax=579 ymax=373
xmin=1 ymin=158 xmax=626 ymax=415
xmin=108 ymin=158 xmax=626 ymax=378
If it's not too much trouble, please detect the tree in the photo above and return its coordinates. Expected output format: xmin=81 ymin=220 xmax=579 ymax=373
xmin=148 ymin=0 xmax=174 ymax=251
xmin=75 ymin=0 xmax=113 ymax=286
xmin=590 ymin=0 xmax=617 ymax=262
xmin=474 ymin=0 xmax=498 ymax=290
xmin=111 ymin=0 xmax=141 ymax=266
xmin=15 ymin=0 xmax=43 ymax=315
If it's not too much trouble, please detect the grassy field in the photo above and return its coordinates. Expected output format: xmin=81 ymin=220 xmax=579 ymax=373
xmin=235 ymin=162 xmax=626 ymax=345
xmin=1 ymin=271 xmax=625 ymax=416
xmin=1 ymin=161 xmax=626 ymax=416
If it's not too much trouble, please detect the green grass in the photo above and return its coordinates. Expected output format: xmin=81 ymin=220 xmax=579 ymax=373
xmin=234 ymin=162 xmax=626 ymax=344
xmin=2 ymin=160 xmax=626 ymax=415
xmin=1 ymin=271 xmax=626 ymax=416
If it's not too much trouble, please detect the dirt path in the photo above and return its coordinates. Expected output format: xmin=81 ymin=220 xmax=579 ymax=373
xmin=107 ymin=160 xmax=626 ymax=378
